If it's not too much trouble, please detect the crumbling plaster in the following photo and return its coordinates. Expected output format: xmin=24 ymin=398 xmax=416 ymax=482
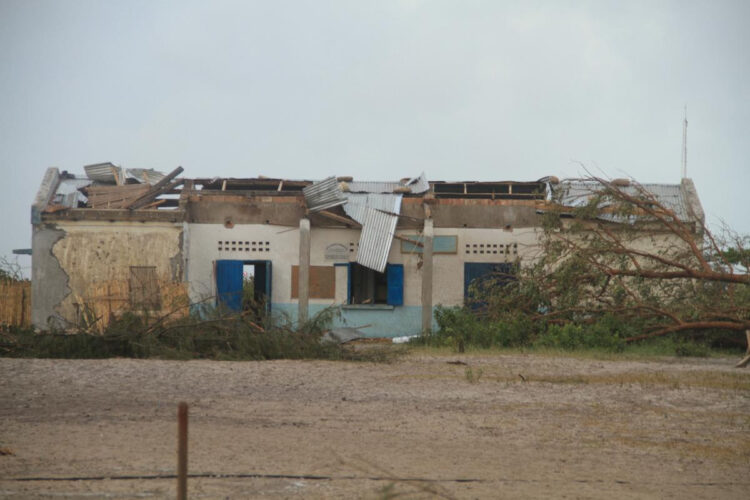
xmin=46 ymin=221 xmax=183 ymax=326
xmin=31 ymin=224 xmax=69 ymax=329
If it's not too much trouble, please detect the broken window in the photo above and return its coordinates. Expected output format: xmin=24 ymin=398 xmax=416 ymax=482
xmin=349 ymin=263 xmax=403 ymax=306
xmin=464 ymin=262 xmax=515 ymax=310
xmin=129 ymin=266 xmax=161 ymax=310
xmin=291 ymin=266 xmax=335 ymax=299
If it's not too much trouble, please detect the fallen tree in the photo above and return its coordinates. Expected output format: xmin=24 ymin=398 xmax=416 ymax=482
xmin=477 ymin=176 xmax=749 ymax=362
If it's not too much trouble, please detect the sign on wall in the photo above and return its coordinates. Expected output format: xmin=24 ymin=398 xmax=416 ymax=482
xmin=400 ymin=235 xmax=458 ymax=254
xmin=325 ymin=243 xmax=349 ymax=261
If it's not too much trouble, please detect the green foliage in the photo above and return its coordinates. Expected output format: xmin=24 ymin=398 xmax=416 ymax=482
xmin=620 ymin=335 xmax=714 ymax=358
xmin=532 ymin=320 xmax=625 ymax=352
xmin=505 ymin=179 xmax=749 ymax=351
xmin=0 ymin=307 xmax=398 ymax=362
xmin=418 ymin=306 xmax=730 ymax=357
xmin=423 ymin=306 xmax=533 ymax=350
xmin=721 ymin=239 xmax=750 ymax=267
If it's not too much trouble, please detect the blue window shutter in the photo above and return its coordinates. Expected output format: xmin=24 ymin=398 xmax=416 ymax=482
xmin=216 ymin=260 xmax=243 ymax=311
xmin=386 ymin=264 xmax=404 ymax=306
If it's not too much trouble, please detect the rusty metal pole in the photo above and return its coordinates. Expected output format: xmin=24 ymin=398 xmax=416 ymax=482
xmin=177 ymin=402 xmax=188 ymax=500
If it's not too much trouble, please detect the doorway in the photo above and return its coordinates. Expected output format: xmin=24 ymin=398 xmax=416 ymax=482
xmin=216 ymin=259 xmax=272 ymax=314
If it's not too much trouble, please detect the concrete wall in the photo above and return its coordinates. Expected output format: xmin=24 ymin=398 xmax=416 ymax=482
xmin=32 ymin=220 xmax=183 ymax=329
xmin=185 ymin=221 xmax=541 ymax=336
xmin=402 ymin=198 xmax=541 ymax=229
xmin=31 ymin=224 xmax=68 ymax=329
xmin=31 ymin=182 xmax=702 ymax=336
xmin=186 ymin=194 xmax=305 ymax=225
xmin=31 ymin=194 xmax=545 ymax=334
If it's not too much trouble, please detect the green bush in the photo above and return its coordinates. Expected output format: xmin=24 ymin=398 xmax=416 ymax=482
xmin=422 ymin=307 xmax=732 ymax=355
xmin=533 ymin=321 xmax=625 ymax=352
xmin=0 ymin=307 xmax=399 ymax=362
xmin=421 ymin=306 xmax=535 ymax=350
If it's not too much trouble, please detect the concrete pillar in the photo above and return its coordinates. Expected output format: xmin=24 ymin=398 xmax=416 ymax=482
xmin=298 ymin=218 xmax=311 ymax=325
xmin=31 ymin=225 xmax=68 ymax=330
xmin=421 ymin=217 xmax=434 ymax=334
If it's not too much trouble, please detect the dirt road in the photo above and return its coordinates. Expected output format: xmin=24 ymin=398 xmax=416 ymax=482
xmin=1 ymin=352 xmax=748 ymax=499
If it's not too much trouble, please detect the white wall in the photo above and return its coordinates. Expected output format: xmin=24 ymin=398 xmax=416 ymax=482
xmin=399 ymin=226 xmax=542 ymax=306
xmin=186 ymin=222 xmax=542 ymax=309
xmin=186 ymin=223 xmax=300 ymax=304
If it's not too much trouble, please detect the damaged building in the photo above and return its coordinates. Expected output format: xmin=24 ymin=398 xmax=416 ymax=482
xmin=29 ymin=163 xmax=705 ymax=337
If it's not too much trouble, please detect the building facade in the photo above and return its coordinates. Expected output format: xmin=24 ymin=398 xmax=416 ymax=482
xmin=30 ymin=166 xmax=703 ymax=336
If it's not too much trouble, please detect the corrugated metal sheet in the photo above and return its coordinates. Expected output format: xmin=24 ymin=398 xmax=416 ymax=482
xmin=53 ymin=177 xmax=91 ymax=207
xmin=305 ymin=174 xmax=424 ymax=271
xmin=342 ymin=193 xmax=401 ymax=221
xmin=125 ymin=168 xmax=166 ymax=185
xmin=344 ymin=193 xmax=402 ymax=273
xmin=405 ymin=172 xmax=430 ymax=193
xmin=84 ymin=163 xmax=123 ymax=184
xmin=347 ymin=173 xmax=430 ymax=194
xmin=552 ymin=181 xmax=690 ymax=222
xmin=303 ymin=176 xmax=347 ymax=212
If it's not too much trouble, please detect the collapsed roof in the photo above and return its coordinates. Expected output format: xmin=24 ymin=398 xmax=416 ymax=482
xmin=547 ymin=178 xmax=704 ymax=224
xmin=33 ymin=164 xmax=702 ymax=272
xmin=303 ymin=175 xmax=432 ymax=272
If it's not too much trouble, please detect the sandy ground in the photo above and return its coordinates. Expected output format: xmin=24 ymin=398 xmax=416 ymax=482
xmin=0 ymin=351 xmax=748 ymax=499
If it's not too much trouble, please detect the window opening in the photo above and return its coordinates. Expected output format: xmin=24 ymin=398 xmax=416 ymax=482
xmin=129 ymin=266 xmax=161 ymax=310
xmin=350 ymin=263 xmax=388 ymax=304
xmin=348 ymin=263 xmax=403 ymax=306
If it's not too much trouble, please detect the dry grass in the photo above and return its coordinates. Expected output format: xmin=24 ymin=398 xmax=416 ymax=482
xmin=513 ymin=371 xmax=750 ymax=391
xmin=1 ymin=354 xmax=747 ymax=498
xmin=612 ymin=436 xmax=750 ymax=461
xmin=73 ymin=278 xmax=190 ymax=333
xmin=410 ymin=343 xmax=743 ymax=363
xmin=402 ymin=354 xmax=750 ymax=392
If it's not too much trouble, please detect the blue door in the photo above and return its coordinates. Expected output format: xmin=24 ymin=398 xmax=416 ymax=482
xmin=386 ymin=264 xmax=404 ymax=306
xmin=216 ymin=260 xmax=244 ymax=312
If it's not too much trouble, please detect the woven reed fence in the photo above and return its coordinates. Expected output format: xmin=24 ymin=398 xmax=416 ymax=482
xmin=0 ymin=281 xmax=31 ymax=328
xmin=74 ymin=279 xmax=190 ymax=333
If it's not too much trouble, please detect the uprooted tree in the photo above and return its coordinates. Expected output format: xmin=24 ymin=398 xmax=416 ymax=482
xmin=476 ymin=176 xmax=749 ymax=363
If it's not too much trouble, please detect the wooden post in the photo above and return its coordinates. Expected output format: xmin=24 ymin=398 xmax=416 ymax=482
xmin=298 ymin=218 xmax=311 ymax=325
xmin=736 ymin=330 xmax=750 ymax=368
xmin=177 ymin=402 xmax=188 ymax=500
xmin=421 ymin=217 xmax=434 ymax=334
xmin=20 ymin=285 xmax=26 ymax=327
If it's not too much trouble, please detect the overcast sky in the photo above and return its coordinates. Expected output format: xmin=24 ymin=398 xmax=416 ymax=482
xmin=1 ymin=0 xmax=748 ymax=276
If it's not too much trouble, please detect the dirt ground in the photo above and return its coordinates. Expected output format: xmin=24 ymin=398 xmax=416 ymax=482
xmin=1 ymin=351 xmax=748 ymax=499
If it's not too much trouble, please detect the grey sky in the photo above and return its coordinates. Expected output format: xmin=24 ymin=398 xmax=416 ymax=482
xmin=1 ymin=0 xmax=748 ymax=276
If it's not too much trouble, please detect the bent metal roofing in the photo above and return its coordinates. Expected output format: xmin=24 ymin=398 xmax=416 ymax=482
xmin=551 ymin=180 xmax=692 ymax=223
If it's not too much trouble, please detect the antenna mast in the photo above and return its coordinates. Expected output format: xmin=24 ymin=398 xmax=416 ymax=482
xmin=681 ymin=105 xmax=688 ymax=179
